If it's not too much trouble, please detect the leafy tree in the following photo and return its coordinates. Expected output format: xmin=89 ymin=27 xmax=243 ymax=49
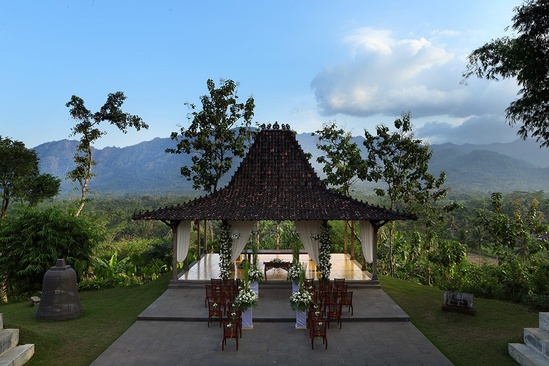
xmin=0 ymin=206 xmax=104 ymax=297
xmin=0 ymin=136 xmax=60 ymax=219
xmin=463 ymin=0 xmax=549 ymax=147
xmin=313 ymin=122 xmax=368 ymax=259
xmin=167 ymin=79 xmax=255 ymax=194
xmin=66 ymin=91 xmax=148 ymax=216
xmin=477 ymin=192 xmax=548 ymax=262
xmin=363 ymin=112 xmax=448 ymax=276
xmin=313 ymin=122 xmax=367 ymax=196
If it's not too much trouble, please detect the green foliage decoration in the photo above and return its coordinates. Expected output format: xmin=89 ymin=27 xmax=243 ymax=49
xmin=316 ymin=222 xmax=332 ymax=280
xmin=219 ymin=221 xmax=233 ymax=280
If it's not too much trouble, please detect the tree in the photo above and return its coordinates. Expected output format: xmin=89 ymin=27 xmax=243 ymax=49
xmin=0 ymin=206 xmax=104 ymax=297
xmin=477 ymin=192 xmax=548 ymax=262
xmin=313 ymin=122 xmax=367 ymax=196
xmin=66 ymin=91 xmax=148 ymax=216
xmin=313 ymin=122 xmax=368 ymax=259
xmin=363 ymin=112 xmax=448 ymax=276
xmin=167 ymin=79 xmax=255 ymax=194
xmin=0 ymin=136 xmax=60 ymax=218
xmin=463 ymin=0 xmax=549 ymax=147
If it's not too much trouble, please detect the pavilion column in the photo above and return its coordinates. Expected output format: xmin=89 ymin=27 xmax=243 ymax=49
xmin=170 ymin=221 xmax=181 ymax=282
xmin=372 ymin=224 xmax=379 ymax=281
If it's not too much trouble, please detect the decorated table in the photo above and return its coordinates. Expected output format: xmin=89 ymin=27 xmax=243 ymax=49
xmin=263 ymin=259 xmax=291 ymax=280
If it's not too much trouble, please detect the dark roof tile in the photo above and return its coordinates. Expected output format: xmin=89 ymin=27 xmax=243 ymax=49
xmin=133 ymin=126 xmax=416 ymax=222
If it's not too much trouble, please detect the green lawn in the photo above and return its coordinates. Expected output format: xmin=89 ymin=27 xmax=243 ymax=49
xmin=0 ymin=274 xmax=540 ymax=365
xmin=379 ymin=275 xmax=539 ymax=366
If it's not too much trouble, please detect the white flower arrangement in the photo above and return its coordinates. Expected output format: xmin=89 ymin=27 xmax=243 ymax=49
xmin=248 ymin=266 xmax=264 ymax=283
xmin=248 ymin=243 xmax=264 ymax=282
xmin=287 ymin=262 xmax=303 ymax=284
xmin=234 ymin=287 xmax=259 ymax=312
xmin=289 ymin=289 xmax=313 ymax=311
xmin=289 ymin=264 xmax=313 ymax=311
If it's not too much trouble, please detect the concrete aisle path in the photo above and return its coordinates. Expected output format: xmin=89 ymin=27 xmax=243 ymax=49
xmin=91 ymin=282 xmax=453 ymax=366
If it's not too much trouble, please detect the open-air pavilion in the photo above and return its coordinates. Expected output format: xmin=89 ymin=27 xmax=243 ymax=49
xmin=91 ymin=123 xmax=452 ymax=365
xmin=132 ymin=122 xmax=416 ymax=284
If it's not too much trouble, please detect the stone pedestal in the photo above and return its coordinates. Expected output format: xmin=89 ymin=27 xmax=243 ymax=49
xmin=295 ymin=310 xmax=307 ymax=329
xmin=250 ymin=281 xmax=259 ymax=296
xmin=242 ymin=308 xmax=253 ymax=329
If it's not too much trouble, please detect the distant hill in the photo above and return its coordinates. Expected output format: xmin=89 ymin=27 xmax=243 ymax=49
xmin=32 ymin=134 xmax=549 ymax=196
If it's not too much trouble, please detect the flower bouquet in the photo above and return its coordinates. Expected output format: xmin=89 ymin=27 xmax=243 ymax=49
xmin=234 ymin=260 xmax=259 ymax=312
xmin=234 ymin=287 xmax=259 ymax=312
xmin=248 ymin=266 xmax=264 ymax=283
xmin=287 ymin=262 xmax=303 ymax=284
xmin=248 ymin=244 xmax=264 ymax=282
xmin=289 ymin=288 xmax=313 ymax=311
xmin=289 ymin=266 xmax=313 ymax=311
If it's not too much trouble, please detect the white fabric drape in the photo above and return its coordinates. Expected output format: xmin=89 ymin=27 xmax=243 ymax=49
xmin=360 ymin=220 xmax=375 ymax=263
xmin=295 ymin=220 xmax=322 ymax=264
xmin=176 ymin=220 xmax=191 ymax=262
xmin=228 ymin=221 xmax=257 ymax=262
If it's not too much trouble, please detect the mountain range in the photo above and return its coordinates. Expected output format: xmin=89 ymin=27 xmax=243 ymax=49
xmin=32 ymin=134 xmax=549 ymax=197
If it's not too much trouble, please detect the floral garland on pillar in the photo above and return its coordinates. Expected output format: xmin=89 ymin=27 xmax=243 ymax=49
xmin=316 ymin=221 xmax=332 ymax=281
xmin=219 ymin=221 xmax=233 ymax=280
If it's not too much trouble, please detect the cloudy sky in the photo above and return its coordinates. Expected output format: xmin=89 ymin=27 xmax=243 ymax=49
xmin=1 ymin=0 xmax=524 ymax=148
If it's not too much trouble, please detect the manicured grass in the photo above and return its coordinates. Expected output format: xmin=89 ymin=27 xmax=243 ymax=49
xmin=379 ymin=275 xmax=539 ymax=366
xmin=1 ymin=274 xmax=171 ymax=366
xmin=1 ymin=274 xmax=540 ymax=365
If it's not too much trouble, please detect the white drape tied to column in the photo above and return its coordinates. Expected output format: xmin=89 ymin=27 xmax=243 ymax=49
xmin=360 ymin=220 xmax=375 ymax=263
xmin=295 ymin=220 xmax=322 ymax=264
xmin=228 ymin=221 xmax=257 ymax=262
xmin=176 ymin=220 xmax=191 ymax=262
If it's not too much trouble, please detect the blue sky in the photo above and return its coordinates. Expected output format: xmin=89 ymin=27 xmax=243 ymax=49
xmin=1 ymin=0 xmax=524 ymax=149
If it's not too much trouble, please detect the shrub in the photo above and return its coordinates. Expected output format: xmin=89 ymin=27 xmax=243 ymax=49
xmin=0 ymin=206 xmax=104 ymax=298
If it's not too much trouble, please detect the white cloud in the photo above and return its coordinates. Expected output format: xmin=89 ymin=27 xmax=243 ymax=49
xmin=310 ymin=26 xmax=518 ymax=127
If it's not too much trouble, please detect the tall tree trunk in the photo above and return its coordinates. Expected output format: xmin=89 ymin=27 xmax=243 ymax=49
xmin=74 ymin=146 xmax=92 ymax=217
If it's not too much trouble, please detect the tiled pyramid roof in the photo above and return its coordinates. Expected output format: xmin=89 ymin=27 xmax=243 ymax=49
xmin=133 ymin=124 xmax=416 ymax=222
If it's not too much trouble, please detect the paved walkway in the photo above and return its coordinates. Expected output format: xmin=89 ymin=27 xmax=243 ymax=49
xmin=91 ymin=281 xmax=453 ymax=365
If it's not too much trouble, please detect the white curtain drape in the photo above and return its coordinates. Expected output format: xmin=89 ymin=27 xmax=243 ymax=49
xmin=229 ymin=221 xmax=257 ymax=262
xmin=360 ymin=220 xmax=375 ymax=263
xmin=176 ymin=220 xmax=191 ymax=262
xmin=295 ymin=220 xmax=322 ymax=264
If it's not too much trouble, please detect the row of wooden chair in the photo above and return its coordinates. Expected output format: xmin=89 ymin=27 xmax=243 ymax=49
xmin=210 ymin=301 xmax=242 ymax=351
xmin=304 ymin=279 xmax=351 ymax=349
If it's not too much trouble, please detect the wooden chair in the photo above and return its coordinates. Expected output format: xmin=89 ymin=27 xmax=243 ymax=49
xmin=322 ymin=290 xmax=338 ymax=312
xmin=333 ymin=278 xmax=345 ymax=290
xmin=226 ymin=304 xmax=243 ymax=338
xmin=304 ymin=281 xmax=315 ymax=294
xmin=339 ymin=291 xmax=353 ymax=315
xmin=208 ymin=299 xmax=223 ymax=327
xmin=222 ymin=320 xmax=239 ymax=351
xmin=211 ymin=278 xmax=223 ymax=291
xmin=326 ymin=303 xmax=342 ymax=329
xmin=310 ymin=319 xmax=328 ymax=349
xmin=211 ymin=289 xmax=227 ymax=315
xmin=308 ymin=309 xmax=325 ymax=334
xmin=204 ymin=284 xmax=213 ymax=308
